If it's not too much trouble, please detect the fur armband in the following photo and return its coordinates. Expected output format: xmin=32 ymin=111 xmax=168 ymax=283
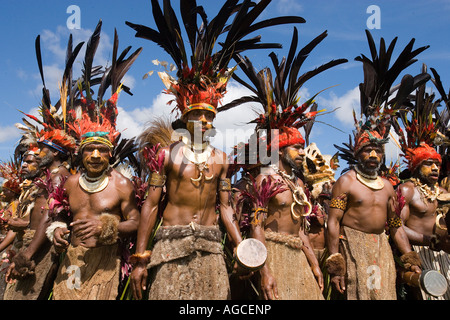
xmin=45 ymin=221 xmax=68 ymax=242
xmin=400 ymin=251 xmax=422 ymax=270
xmin=11 ymin=252 xmax=36 ymax=279
xmin=129 ymin=250 xmax=152 ymax=268
xmin=325 ymin=253 xmax=346 ymax=276
xmin=219 ymin=178 xmax=232 ymax=192
xmin=98 ymin=213 xmax=120 ymax=245
xmin=387 ymin=216 xmax=403 ymax=229
xmin=149 ymin=172 xmax=166 ymax=187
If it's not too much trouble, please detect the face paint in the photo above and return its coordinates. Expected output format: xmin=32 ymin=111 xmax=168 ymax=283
xmin=184 ymin=109 xmax=215 ymax=142
xmin=37 ymin=147 xmax=54 ymax=168
xmin=357 ymin=144 xmax=383 ymax=175
xmin=282 ymin=145 xmax=305 ymax=172
xmin=21 ymin=155 xmax=40 ymax=180
xmin=418 ymin=160 xmax=440 ymax=184
xmin=82 ymin=143 xmax=111 ymax=177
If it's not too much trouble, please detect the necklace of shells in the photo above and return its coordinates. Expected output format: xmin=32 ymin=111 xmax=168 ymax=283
xmin=181 ymin=136 xmax=214 ymax=182
xmin=79 ymin=168 xmax=110 ymax=193
xmin=410 ymin=177 xmax=440 ymax=203
xmin=270 ymin=164 xmax=312 ymax=223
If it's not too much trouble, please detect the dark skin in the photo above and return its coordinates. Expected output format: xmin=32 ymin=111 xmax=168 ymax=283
xmin=52 ymin=142 xmax=140 ymax=250
xmin=327 ymin=144 xmax=420 ymax=294
xmin=398 ymin=159 xmax=450 ymax=253
xmin=251 ymin=144 xmax=324 ymax=300
xmin=6 ymin=146 xmax=70 ymax=282
xmin=130 ymin=110 xmax=243 ymax=300
xmin=0 ymin=188 xmax=19 ymax=254
xmin=308 ymin=181 xmax=333 ymax=254
xmin=6 ymin=153 xmax=38 ymax=232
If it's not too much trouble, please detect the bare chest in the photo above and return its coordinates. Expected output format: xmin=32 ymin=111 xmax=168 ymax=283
xmin=68 ymin=185 xmax=121 ymax=216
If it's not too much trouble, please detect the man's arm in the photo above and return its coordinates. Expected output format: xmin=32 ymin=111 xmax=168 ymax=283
xmin=250 ymin=172 xmax=278 ymax=300
xmin=389 ymin=183 xmax=421 ymax=273
xmin=299 ymin=226 xmax=324 ymax=291
xmin=117 ymin=177 xmax=140 ymax=238
xmin=326 ymin=176 xmax=348 ymax=255
xmin=130 ymin=148 xmax=167 ymax=300
xmin=325 ymin=175 xmax=349 ymax=294
xmin=218 ymin=156 xmax=242 ymax=248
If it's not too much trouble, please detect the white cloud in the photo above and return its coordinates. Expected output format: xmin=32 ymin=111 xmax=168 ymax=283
xmin=276 ymin=0 xmax=303 ymax=15
xmin=116 ymin=80 xmax=259 ymax=153
xmin=316 ymin=86 xmax=360 ymax=126
xmin=0 ymin=125 xmax=21 ymax=143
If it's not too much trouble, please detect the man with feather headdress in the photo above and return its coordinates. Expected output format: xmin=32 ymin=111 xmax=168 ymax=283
xmin=0 ymin=160 xmax=22 ymax=299
xmin=226 ymin=24 xmax=348 ymax=299
xmin=393 ymin=65 xmax=450 ymax=300
xmin=44 ymin=21 xmax=141 ymax=300
xmin=326 ymin=30 xmax=426 ymax=300
xmin=127 ymin=0 xmax=306 ymax=300
xmin=3 ymin=33 xmax=80 ymax=299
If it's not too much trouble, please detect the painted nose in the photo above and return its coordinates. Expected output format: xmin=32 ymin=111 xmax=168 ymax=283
xmin=91 ymin=149 xmax=101 ymax=158
xmin=369 ymin=150 xmax=377 ymax=158
xmin=431 ymin=163 xmax=439 ymax=171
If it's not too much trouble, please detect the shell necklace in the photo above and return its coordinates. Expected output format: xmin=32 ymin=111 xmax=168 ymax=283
xmin=79 ymin=169 xmax=109 ymax=193
xmin=181 ymin=136 xmax=214 ymax=182
xmin=270 ymin=164 xmax=312 ymax=224
xmin=410 ymin=178 xmax=440 ymax=203
xmin=354 ymin=166 xmax=384 ymax=190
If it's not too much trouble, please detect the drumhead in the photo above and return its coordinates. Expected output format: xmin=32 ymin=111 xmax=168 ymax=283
xmin=420 ymin=270 xmax=448 ymax=297
xmin=236 ymin=238 xmax=267 ymax=271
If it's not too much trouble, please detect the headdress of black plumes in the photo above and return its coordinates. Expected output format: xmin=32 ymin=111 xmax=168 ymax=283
xmin=334 ymin=29 xmax=430 ymax=172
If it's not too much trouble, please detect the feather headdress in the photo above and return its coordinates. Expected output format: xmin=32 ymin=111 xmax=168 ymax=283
xmin=429 ymin=67 xmax=450 ymax=180
xmin=391 ymin=64 xmax=441 ymax=173
xmin=64 ymin=20 xmax=142 ymax=161
xmin=223 ymin=26 xmax=347 ymax=153
xmin=14 ymin=34 xmax=84 ymax=157
xmin=0 ymin=160 xmax=22 ymax=195
xmin=126 ymin=0 xmax=306 ymax=118
xmin=334 ymin=29 xmax=430 ymax=169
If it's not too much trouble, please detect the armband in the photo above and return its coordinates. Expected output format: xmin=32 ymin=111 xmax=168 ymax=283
xmin=325 ymin=253 xmax=346 ymax=276
xmin=251 ymin=207 xmax=268 ymax=225
xmin=400 ymin=251 xmax=421 ymax=270
xmin=149 ymin=172 xmax=166 ymax=187
xmin=387 ymin=216 xmax=403 ymax=229
xmin=129 ymin=250 xmax=152 ymax=268
xmin=430 ymin=234 xmax=441 ymax=251
xmin=98 ymin=213 xmax=120 ymax=245
xmin=218 ymin=178 xmax=232 ymax=192
xmin=45 ymin=221 xmax=68 ymax=242
xmin=330 ymin=197 xmax=347 ymax=211
xmin=11 ymin=252 xmax=35 ymax=279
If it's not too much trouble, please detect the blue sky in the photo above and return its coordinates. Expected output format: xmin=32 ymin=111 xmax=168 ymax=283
xmin=1 ymin=0 xmax=450 ymax=177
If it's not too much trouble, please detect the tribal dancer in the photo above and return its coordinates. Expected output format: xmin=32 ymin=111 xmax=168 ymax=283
xmin=228 ymin=26 xmax=347 ymax=300
xmin=48 ymin=21 xmax=142 ymax=300
xmin=3 ymin=30 xmax=84 ymax=299
xmin=0 ymin=160 xmax=22 ymax=299
xmin=127 ymin=0 xmax=304 ymax=300
xmin=327 ymin=30 xmax=428 ymax=300
xmin=393 ymin=65 xmax=450 ymax=300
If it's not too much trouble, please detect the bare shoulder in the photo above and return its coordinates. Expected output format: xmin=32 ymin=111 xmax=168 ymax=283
xmin=111 ymin=169 xmax=134 ymax=189
xmin=65 ymin=172 xmax=80 ymax=189
xmin=335 ymin=169 xmax=356 ymax=185
xmin=380 ymin=176 xmax=395 ymax=192
xmin=398 ymin=180 xmax=415 ymax=199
